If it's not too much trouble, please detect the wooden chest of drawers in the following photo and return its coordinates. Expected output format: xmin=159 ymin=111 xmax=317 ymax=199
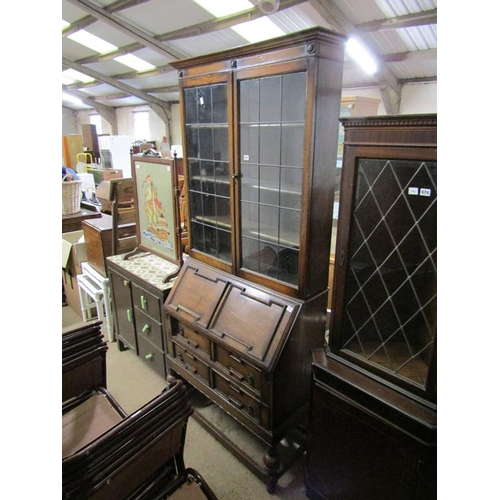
xmin=107 ymin=252 xmax=178 ymax=378
xmin=163 ymin=257 xmax=327 ymax=492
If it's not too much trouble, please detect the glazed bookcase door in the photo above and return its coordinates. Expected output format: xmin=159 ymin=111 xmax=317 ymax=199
xmin=175 ymin=28 xmax=345 ymax=300
xmin=330 ymin=139 xmax=437 ymax=404
xmin=180 ymin=73 xmax=233 ymax=273
xmin=235 ymin=62 xmax=309 ymax=291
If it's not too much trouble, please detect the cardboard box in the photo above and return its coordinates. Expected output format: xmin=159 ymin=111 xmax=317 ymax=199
xmin=62 ymin=270 xmax=83 ymax=320
xmin=62 ymin=230 xmax=88 ymax=278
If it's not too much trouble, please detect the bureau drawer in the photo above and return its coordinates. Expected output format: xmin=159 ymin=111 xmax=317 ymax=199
xmin=132 ymin=283 xmax=162 ymax=321
xmin=213 ymin=370 xmax=268 ymax=427
xmin=175 ymin=322 xmax=211 ymax=358
xmin=137 ymin=335 xmax=166 ymax=379
xmin=172 ymin=341 xmax=210 ymax=384
xmin=214 ymin=344 xmax=263 ymax=397
xmin=134 ymin=308 xmax=163 ymax=351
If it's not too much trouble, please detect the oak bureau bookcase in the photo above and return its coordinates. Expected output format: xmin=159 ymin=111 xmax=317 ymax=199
xmin=163 ymin=28 xmax=345 ymax=493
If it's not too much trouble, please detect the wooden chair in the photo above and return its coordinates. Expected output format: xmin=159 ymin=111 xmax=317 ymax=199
xmin=110 ymin=178 xmax=137 ymax=255
xmin=62 ymin=321 xmax=218 ymax=500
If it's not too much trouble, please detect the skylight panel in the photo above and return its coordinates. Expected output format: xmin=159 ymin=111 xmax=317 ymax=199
xmin=346 ymin=37 xmax=378 ymax=75
xmin=62 ymin=92 xmax=83 ymax=105
xmin=67 ymin=30 xmax=118 ymax=54
xmin=62 ymin=69 xmax=95 ymax=84
xmin=232 ymin=17 xmax=285 ymax=43
xmin=192 ymin=0 xmax=253 ymax=17
xmin=62 ymin=19 xmax=70 ymax=29
xmin=193 ymin=0 xmax=285 ymax=43
xmin=114 ymin=54 xmax=156 ymax=72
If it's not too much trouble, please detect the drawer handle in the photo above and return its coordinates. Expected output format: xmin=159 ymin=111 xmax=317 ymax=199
xmin=187 ymin=365 xmax=198 ymax=375
xmin=228 ymin=397 xmax=243 ymax=410
xmin=142 ymin=324 xmax=150 ymax=334
xmin=229 ymin=353 xmax=242 ymax=364
xmin=175 ymin=304 xmax=201 ymax=321
xmin=185 ymin=338 xmax=199 ymax=349
xmin=246 ymin=404 xmax=255 ymax=417
xmin=123 ymin=279 xmax=130 ymax=287
xmin=229 ymin=383 xmax=242 ymax=395
xmin=229 ymin=368 xmax=244 ymax=382
xmin=145 ymin=353 xmax=154 ymax=361
xmin=140 ymin=295 xmax=148 ymax=310
xmin=127 ymin=309 xmax=133 ymax=322
xmin=221 ymin=332 xmax=253 ymax=351
xmin=184 ymin=351 xmax=196 ymax=361
xmin=247 ymin=374 xmax=255 ymax=387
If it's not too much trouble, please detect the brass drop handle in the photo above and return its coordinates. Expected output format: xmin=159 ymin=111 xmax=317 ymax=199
xmin=123 ymin=279 xmax=130 ymax=287
xmin=145 ymin=353 xmax=154 ymax=360
xmin=142 ymin=324 xmax=150 ymax=334
xmin=247 ymin=374 xmax=255 ymax=387
xmin=140 ymin=295 xmax=148 ymax=310
xmin=127 ymin=309 xmax=133 ymax=322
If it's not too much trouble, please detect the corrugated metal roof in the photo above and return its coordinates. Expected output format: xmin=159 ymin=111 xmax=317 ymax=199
xmin=62 ymin=0 xmax=437 ymax=112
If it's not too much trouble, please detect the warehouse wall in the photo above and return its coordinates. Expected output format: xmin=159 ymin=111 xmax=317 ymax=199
xmin=62 ymin=82 xmax=436 ymax=146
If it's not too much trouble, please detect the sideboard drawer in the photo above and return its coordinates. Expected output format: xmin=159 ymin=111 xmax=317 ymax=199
xmin=132 ymin=283 xmax=162 ymax=321
xmin=134 ymin=309 xmax=163 ymax=351
xmin=137 ymin=335 xmax=166 ymax=378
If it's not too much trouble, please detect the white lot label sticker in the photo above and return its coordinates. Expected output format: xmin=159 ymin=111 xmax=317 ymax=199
xmin=408 ymin=187 xmax=419 ymax=195
xmin=420 ymin=188 xmax=431 ymax=197
xmin=243 ymin=154 xmax=249 ymax=161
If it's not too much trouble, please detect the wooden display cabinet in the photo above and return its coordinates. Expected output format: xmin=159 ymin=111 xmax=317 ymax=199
xmin=167 ymin=27 xmax=345 ymax=493
xmin=306 ymin=114 xmax=437 ymax=500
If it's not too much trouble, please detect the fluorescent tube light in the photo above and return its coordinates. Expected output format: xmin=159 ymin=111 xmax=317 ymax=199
xmin=346 ymin=37 xmax=378 ymax=75
xmin=62 ymin=19 xmax=70 ymax=29
xmin=114 ymin=54 xmax=155 ymax=72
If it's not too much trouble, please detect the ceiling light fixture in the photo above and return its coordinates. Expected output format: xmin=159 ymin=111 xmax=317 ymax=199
xmin=346 ymin=37 xmax=378 ymax=75
xmin=257 ymin=0 xmax=280 ymax=15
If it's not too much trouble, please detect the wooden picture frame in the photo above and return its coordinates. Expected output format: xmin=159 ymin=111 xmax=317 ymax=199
xmin=131 ymin=155 xmax=182 ymax=268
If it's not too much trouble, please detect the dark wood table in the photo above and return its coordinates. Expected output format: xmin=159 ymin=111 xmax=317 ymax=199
xmin=62 ymin=208 xmax=102 ymax=233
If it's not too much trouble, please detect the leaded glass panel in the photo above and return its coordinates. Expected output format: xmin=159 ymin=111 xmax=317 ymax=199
xmin=341 ymin=158 xmax=437 ymax=388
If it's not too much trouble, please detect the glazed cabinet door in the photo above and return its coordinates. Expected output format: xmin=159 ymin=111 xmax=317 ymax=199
xmin=236 ymin=63 xmax=308 ymax=291
xmin=330 ymin=116 xmax=437 ymax=404
xmin=181 ymin=73 xmax=233 ymax=271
